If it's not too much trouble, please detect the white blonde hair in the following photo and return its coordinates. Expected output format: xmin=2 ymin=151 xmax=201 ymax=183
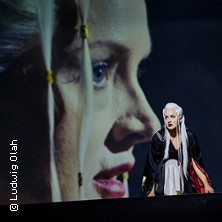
xmin=76 ymin=0 xmax=93 ymax=200
xmin=36 ymin=0 xmax=93 ymax=201
xmin=0 ymin=0 xmax=94 ymax=202
xmin=162 ymin=102 xmax=189 ymax=178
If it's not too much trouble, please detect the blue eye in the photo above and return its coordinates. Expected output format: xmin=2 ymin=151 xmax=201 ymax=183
xmin=92 ymin=62 xmax=108 ymax=88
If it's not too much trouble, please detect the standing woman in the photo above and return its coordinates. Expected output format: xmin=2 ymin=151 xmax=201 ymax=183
xmin=142 ymin=102 xmax=214 ymax=196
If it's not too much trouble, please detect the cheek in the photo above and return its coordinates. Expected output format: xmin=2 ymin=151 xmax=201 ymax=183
xmin=55 ymin=82 xmax=80 ymax=144
xmin=54 ymin=83 xmax=80 ymax=179
xmin=93 ymin=84 xmax=124 ymax=130
xmin=55 ymin=108 xmax=79 ymax=161
xmin=85 ymin=86 xmax=123 ymax=157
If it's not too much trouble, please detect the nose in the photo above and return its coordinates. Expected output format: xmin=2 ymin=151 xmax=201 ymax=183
xmin=104 ymin=81 xmax=161 ymax=153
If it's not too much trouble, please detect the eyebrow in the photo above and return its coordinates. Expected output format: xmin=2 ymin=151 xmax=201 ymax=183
xmin=65 ymin=40 xmax=130 ymax=68
xmin=91 ymin=40 xmax=150 ymax=58
xmin=165 ymin=114 xmax=176 ymax=118
xmin=67 ymin=40 xmax=130 ymax=57
xmin=90 ymin=41 xmax=131 ymax=64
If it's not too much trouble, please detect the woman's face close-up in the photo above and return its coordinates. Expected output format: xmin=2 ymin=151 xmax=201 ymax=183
xmin=55 ymin=0 xmax=160 ymax=201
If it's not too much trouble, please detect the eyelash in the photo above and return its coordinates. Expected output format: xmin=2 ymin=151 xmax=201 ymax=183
xmin=60 ymin=60 xmax=111 ymax=90
xmin=92 ymin=61 xmax=109 ymax=89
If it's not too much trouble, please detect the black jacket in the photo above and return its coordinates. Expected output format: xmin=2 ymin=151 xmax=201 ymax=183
xmin=142 ymin=127 xmax=205 ymax=196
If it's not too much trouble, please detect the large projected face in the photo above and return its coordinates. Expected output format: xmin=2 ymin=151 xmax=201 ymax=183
xmin=54 ymin=0 xmax=160 ymax=201
xmin=0 ymin=0 xmax=161 ymax=205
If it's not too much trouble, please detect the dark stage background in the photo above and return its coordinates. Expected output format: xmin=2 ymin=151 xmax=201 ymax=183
xmin=129 ymin=0 xmax=222 ymax=197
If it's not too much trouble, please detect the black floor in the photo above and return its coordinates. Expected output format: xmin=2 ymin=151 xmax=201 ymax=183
xmin=2 ymin=193 xmax=222 ymax=221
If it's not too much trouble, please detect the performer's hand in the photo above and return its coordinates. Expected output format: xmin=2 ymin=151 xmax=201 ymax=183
xmin=204 ymin=185 xmax=214 ymax=193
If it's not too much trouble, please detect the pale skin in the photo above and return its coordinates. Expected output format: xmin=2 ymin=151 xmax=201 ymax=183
xmin=55 ymin=0 xmax=161 ymax=201
xmin=146 ymin=108 xmax=214 ymax=197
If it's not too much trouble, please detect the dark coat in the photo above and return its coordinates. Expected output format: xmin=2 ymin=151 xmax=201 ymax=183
xmin=142 ymin=127 xmax=205 ymax=196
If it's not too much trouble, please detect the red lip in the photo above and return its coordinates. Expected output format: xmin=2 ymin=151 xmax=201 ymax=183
xmin=93 ymin=162 xmax=134 ymax=198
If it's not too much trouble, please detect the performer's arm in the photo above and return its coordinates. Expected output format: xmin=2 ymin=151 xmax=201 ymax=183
xmin=191 ymin=158 xmax=214 ymax=193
